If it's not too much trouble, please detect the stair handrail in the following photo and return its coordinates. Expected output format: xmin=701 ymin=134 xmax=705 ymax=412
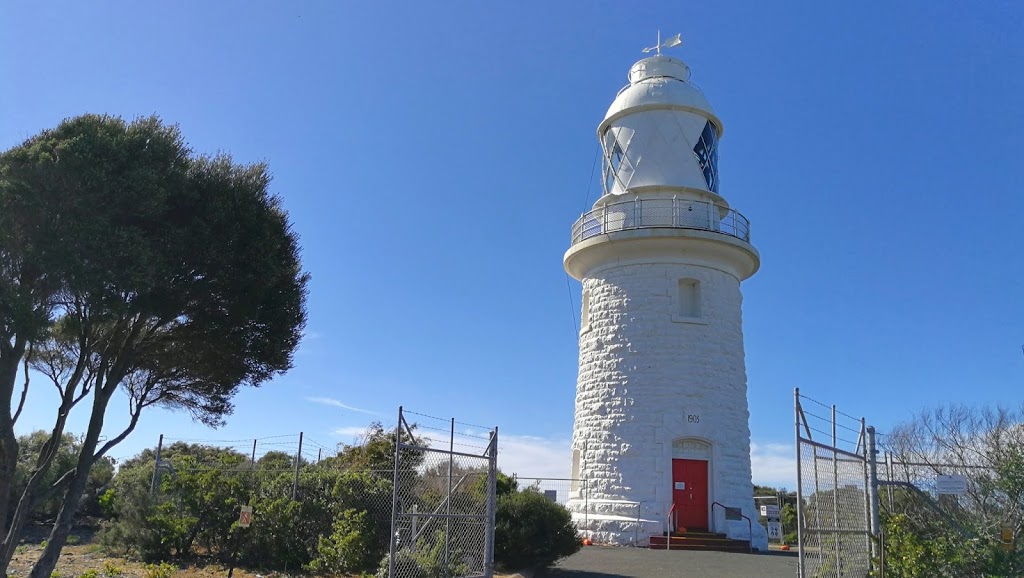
xmin=710 ymin=501 xmax=753 ymax=553
xmin=665 ymin=503 xmax=677 ymax=550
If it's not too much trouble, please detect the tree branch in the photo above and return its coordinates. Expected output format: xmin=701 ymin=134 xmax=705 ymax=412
xmin=93 ymin=414 xmax=141 ymax=462
xmin=11 ymin=347 xmax=30 ymax=425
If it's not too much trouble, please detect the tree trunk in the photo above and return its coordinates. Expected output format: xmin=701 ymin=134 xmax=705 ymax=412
xmin=0 ymin=409 xmax=76 ymax=574
xmin=0 ymin=340 xmax=27 ymax=551
xmin=27 ymin=388 xmax=110 ymax=578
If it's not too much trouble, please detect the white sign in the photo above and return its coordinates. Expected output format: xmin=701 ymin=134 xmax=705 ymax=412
xmin=936 ymin=475 xmax=968 ymax=496
xmin=238 ymin=505 xmax=253 ymax=528
xmin=767 ymin=521 xmax=782 ymax=540
xmin=760 ymin=504 xmax=780 ymax=518
xmin=674 ymin=482 xmax=686 ymax=490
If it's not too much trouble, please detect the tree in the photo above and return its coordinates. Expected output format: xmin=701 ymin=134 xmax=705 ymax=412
xmin=323 ymin=422 xmax=425 ymax=472
xmin=881 ymin=404 xmax=1024 ymax=577
xmin=0 ymin=114 xmax=309 ymax=578
xmin=9 ymin=431 xmax=114 ymax=522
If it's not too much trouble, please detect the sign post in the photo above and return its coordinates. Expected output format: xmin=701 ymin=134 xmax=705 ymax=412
xmin=761 ymin=504 xmax=782 ymax=542
xmin=936 ymin=475 xmax=968 ymax=496
xmin=238 ymin=505 xmax=253 ymax=528
xmin=1001 ymin=525 xmax=1015 ymax=551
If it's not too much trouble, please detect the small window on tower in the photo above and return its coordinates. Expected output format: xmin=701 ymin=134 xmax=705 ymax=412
xmin=674 ymin=278 xmax=703 ymax=322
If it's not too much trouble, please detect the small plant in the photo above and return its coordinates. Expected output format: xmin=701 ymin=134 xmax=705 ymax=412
xmin=40 ymin=540 xmax=47 ymax=549
xmin=50 ymin=571 xmax=61 ymax=578
xmin=143 ymin=562 xmax=176 ymax=578
xmin=103 ymin=561 xmax=124 ymax=577
xmin=66 ymin=535 xmax=81 ymax=545
xmin=79 ymin=570 xmax=100 ymax=578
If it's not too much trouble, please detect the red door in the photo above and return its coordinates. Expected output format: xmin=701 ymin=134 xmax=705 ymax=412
xmin=672 ymin=459 xmax=708 ymax=531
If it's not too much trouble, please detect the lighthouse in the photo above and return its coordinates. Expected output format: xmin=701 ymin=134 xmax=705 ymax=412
xmin=565 ymin=41 xmax=767 ymax=550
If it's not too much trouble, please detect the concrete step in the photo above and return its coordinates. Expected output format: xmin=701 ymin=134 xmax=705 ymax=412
xmin=648 ymin=534 xmax=751 ymax=553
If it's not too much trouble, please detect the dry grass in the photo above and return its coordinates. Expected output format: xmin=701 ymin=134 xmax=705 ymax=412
xmin=9 ymin=529 xmax=291 ymax=578
xmin=7 ymin=529 xmax=526 ymax=578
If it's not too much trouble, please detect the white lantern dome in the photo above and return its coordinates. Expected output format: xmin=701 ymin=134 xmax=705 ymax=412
xmin=597 ymin=54 xmax=725 ymax=203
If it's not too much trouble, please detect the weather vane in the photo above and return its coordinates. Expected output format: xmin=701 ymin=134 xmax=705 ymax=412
xmin=642 ymin=31 xmax=682 ymax=55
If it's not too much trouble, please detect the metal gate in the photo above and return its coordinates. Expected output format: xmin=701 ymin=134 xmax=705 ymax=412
xmin=388 ymin=407 xmax=498 ymax=578
xmin=795 ymin=389 xmax=874 ymax=578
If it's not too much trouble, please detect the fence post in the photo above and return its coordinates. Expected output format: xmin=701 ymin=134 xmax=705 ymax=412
xmin=832 ymin=405 xmax=843 ymax=576
xmin=150 ymin=434 xmax=163 ymax=496
xmin=389 ymin=407 xmax=403 ymax=578
xmin=292 ymin=432 xmax=303 ymax=500
xmin=886 ymin=451 xmax=894 ymax=510
xmin=250 ymin=439 xmax=257 ymax=466
xmin=446 ymin=417 xmax=454 ymax=574
xmin=794 ymin=389 xmax=805 ymax=578
xmin=584 ymin=477 xmax=589 ymax=529
xmin=861 ymin=418 xmax=873 ymax=571
xmin=483 ymin=428 xmax=498 ymax=578
xmin=867 ymin=426 xmax=881 ymax=557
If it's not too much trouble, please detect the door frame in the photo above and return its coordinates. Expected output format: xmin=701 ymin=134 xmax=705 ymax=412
xmin=671 ymin=437 xmax=713 ymax=530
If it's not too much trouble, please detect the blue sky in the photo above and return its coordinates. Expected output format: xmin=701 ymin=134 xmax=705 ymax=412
xmin=4 ymin=1 xmax=1024 ymax=488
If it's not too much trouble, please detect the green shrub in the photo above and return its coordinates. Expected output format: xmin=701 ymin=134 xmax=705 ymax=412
xmin=494 ymin=489 xmax=580 ymax=571
xmin=78 ymin=570 xmax=99 ymax=578
xmin=102 ymin=561 xmax=123 ymax=577
xmin=307 ymin=509 xmax=376 ymax=575
xmin=373 ymin=535 xmax=469 ymax=578
xmin=142 ymin=563 xmax=176 ymax=578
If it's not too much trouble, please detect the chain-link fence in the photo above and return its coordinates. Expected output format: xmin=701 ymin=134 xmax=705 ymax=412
xmin=388 ymin=407 xmax=497 ymax=578
xmin=511 ymin=477 xmax=581 ymax=506
xmin=795 ymin=389 xmax=873 ymax=578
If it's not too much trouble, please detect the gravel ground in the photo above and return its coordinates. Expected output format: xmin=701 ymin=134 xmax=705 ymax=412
xmin=542 ymin=546 xmax=799 ymax=578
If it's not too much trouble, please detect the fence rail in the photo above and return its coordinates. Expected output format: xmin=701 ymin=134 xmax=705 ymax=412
xmin=389 ymin=407 xmax=497 ymax=578
xmin=570 ymin=198 xmax=751 ymax=245
xmin=795 ymin=388 xmax=873 ymax=578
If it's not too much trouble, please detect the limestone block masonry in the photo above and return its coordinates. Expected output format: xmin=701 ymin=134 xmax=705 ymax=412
xmin=564 ymin=52 xmax=767 ymax=551
xmin=571 ymin=261 xmax=767 ymax=549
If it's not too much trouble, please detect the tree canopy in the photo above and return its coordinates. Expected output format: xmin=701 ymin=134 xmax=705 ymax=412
xmin=0 ymin=114 xmax=309 ymax=578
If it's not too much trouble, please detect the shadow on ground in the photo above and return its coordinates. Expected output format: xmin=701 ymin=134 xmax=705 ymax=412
xmin=542 ymin=546 xmax=798 ymax=578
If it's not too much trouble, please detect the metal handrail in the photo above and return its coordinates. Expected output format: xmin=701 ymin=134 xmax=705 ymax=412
xmin=666 ymin=503 xmax=677 ymax=550
xmin=711 ymin=501 xmax=753 ymax=554
xmin=570 ymin=197 xmax=751 ymax=246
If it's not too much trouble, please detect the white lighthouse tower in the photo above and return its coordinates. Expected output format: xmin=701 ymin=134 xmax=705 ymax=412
xmin=565 ymin=40 xmax=767 ymax=550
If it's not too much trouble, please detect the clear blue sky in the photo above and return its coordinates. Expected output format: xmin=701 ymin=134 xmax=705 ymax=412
xmin=4 ymin=1 xmax=1024 ymax=487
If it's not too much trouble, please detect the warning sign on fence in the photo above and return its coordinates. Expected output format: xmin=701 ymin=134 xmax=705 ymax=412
xmin=238 ymin=505 xmax=253 ymax=528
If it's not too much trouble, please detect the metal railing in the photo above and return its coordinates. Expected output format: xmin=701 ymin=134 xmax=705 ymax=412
xmin=666 ymin=503 xmax=677 ymax=550
xmin=711 ymin=501 xmax=753 ymax=553
xmin=570 ymin=197 xmax=751 ymax=246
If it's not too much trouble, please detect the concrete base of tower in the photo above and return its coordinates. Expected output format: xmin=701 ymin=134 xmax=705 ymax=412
xmin=566 ymin=498 xmax=769 ymax=551
xmin=744 ymin=521 xmax=769 ymax=551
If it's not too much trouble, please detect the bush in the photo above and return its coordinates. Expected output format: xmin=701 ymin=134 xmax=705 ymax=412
xmin=307 ymin=509 xmax=376 ymax=574
xmin=374 ymin=534 xmax=468 ymax=578
xmin=494 ymin=489 xmax=580 ymax=571
xmin=142 ymin=563 xmax=176 ymax=578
